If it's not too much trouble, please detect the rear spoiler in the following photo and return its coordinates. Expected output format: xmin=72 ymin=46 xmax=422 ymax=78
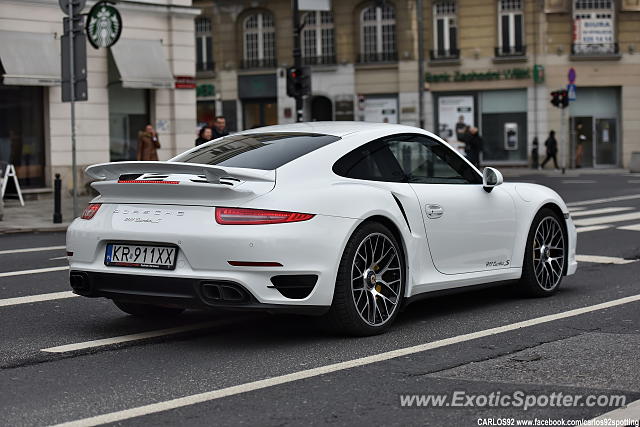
xmin=85 ymin=161 xmax=275 ymax=183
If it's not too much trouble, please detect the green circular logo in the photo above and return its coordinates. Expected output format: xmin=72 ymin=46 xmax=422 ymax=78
xmin=86 ymin=1 xmax=122 ymax=49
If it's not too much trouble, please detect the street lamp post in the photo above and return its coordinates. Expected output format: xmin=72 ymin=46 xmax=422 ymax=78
xmin=292 ymin=0 xmax=303 ymax=122
xmin=417 ymin=0 xmax=425 ymax=129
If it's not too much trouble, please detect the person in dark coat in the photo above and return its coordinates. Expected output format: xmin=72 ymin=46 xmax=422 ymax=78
xmin=212 ymin=116 xmax=229 ymax=139
xmin=465 ymin=126 xmax=483 ymax=168
xmin=195 ymin=126 xmax=213 ymax=146
xmin=531 ymin=137 xmax=539 ymax=169
xmin=540 ymin=130 xmax=558 ymax=169
xmin=137 ymin=124 xmax=160 ymax=161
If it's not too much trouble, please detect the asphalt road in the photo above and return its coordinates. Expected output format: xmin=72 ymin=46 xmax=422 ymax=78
xmin=1 ymin=172 xmax=639 ymax=426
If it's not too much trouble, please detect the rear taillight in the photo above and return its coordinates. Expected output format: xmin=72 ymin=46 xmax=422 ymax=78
xmin=215 ymin=207 xmax=314 ymax=225
xmin=81 ymin=203 xmax=101 ymax=220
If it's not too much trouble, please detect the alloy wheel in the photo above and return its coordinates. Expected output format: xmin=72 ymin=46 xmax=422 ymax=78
xmin=532 ymin=216 xmax=565 ymax=290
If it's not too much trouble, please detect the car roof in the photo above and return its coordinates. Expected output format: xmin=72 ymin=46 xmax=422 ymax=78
xmin=236 ymin=121 xmax=427 ymax=138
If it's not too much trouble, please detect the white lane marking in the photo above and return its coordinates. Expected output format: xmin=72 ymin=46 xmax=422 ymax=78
xmin=567 ymin=194 xmax=640 ymax=207
xmin=49 ymin=256 xmax=68 ymax=261
xmin=51 ymin=294 xmax=640 ymax=427
xmin=562 ymin=180 xmax=596 ymax=184
xmin=0 ymin=291 xmax=77 ymax=307
xmin=573 ymin=212 xmax=640 ymax=227
xmin=618 ymin=223 xmax=640 ymax=232
xmin=628 ymin=180 xmax=640 ymax=184
xmin=576 ymin=255 xmax=636 ymax=265
xmin=569 ymin=207 xmax=633 ymax=218
xmin=0 ymin=245 xmax=66 ymax=256
xmin=587 ymin=397 xmax=640 ymax=425
xmin=42 ymin=320 xmax=227 ymax=353
xmin=568 ymin=207 xmax=586 ymax=212
xmin=576 ymin=225 xmax=611 ymax=233
xmin=0 ymin=266 xmax=69 ymax=278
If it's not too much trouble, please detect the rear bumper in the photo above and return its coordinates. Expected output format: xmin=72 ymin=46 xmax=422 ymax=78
xmin=69 ymin=270 xmax=329 ymax=315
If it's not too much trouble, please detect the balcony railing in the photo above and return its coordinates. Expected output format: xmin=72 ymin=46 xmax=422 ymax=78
xmin=196 ymin=61 xmax=215 ymax=72
xmin=301 ymin=55 xmax=337 ymax=66
xmin=429 ymin=48 xmax=460 ymax=61
xmin=494 ymin=45 xmax=527 ymax=57
xmin=357 ymin=51 xmax=398 ymax=64
xmin=240 ymin=58 xmax=278 ymax=69
xmin=571 ymin=43 xmax=619 ymax=56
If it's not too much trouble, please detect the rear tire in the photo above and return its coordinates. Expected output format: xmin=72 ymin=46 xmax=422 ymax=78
xmin=325 ymin=222 xmax=405 ymax=336
xmin=113 ymin=300 xmax=185 ymax=317
xmin=519 ymin=208 xmax=566 ymax=297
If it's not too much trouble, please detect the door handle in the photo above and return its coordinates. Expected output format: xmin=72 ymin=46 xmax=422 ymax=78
xmin=426 ymin=204 xmax=444 ymax=219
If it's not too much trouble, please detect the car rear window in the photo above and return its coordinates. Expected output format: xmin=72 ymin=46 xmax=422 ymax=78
xmin=172 ymin=133 xmax=340 ymax=170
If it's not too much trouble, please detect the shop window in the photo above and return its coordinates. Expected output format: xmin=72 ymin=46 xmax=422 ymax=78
xmin=242 ymin=12 xmax=276 ymax=69
xmin=197 ymin=100 xmax=216 ymax=128
xmin=572 ymin=0 xmax=617 ymax=56
xmin=359 ymin=3 xmax=397 ymax=63
xmin=497 ymin=0 xmax=526 ymax=57
xmin=302 ymin=11 xmax=336 ymax=65
xmin=0 ymin=85 xmax=45 ymax=188
xmin=431 ymin=1 xmax=459 ymax=60
xmin=195 ymin=17 xmax=214 ymax=72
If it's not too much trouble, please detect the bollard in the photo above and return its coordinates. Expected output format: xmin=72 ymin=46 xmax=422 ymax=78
xmin=53 ymin=173 xmax=62 ymax=223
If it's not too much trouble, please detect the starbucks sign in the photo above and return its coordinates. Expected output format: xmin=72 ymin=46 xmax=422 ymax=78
xmin=86 ymin=1 xmax=122 ymax=49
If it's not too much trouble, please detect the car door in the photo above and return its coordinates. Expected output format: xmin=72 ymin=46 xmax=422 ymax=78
xmin=384 ymin=134 xmax=517 ymax=275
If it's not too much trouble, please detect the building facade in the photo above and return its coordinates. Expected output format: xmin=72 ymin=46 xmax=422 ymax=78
xmin=0 ymin=0 xmax=199 ymax=191
xmin=194 ymin=0 xmax=640 ymax=168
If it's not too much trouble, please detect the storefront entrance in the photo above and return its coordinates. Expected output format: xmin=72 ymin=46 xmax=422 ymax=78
xmin=571 ymin=116 xmax=618 ymax=167
xmin=243 ymin=99 xmax=277 ymax=129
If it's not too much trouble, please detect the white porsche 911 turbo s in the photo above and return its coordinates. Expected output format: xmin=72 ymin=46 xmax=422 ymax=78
xmin=67 ymin=122 xmax=577 ymax=335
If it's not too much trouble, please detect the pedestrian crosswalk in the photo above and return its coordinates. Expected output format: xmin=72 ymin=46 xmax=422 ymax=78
xmin=570 ymin=204 xmax=640 ymax=233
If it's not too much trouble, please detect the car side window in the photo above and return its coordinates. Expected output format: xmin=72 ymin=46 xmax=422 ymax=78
xmin=386 ymin=135 xmax=482 ymax=184
xmin=333 ymin=134 xmax=481 ymax=184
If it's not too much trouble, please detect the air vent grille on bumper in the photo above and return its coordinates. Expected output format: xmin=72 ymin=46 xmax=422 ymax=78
xmin=269 ymin=275 xmax=318 ymax=299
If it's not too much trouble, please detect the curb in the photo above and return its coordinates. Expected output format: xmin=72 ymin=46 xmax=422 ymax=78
xmin=0 ymin=225 xmax=69 ymax=235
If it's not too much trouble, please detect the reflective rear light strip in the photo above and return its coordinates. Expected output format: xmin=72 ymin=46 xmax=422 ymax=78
xmin=228 ymin=261 xmax=283 ymax=267
xmin=117 ymin=180 xmax=180 ymax=184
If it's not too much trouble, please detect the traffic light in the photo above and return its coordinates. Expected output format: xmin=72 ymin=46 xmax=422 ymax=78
xmin=560 ymin=89 xmax=569 ymax=108
xmin=550 ymin=90 xmax=560 ymax=108
xmin=286 ymin=67 xmax=311 ymax=98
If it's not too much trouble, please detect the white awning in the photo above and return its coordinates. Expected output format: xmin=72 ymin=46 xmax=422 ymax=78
xmin=110 ymin=39 xmax=174 ymax=89
xmin=0 ymin=31 xmax=60 ymax=86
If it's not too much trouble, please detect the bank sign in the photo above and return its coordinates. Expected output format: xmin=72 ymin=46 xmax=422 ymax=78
xmin=426 ymin=67 xmax=531 ymax=84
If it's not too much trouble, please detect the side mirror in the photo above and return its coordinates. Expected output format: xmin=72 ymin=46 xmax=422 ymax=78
xmin=482 ymin=167 xmax=503 ymax=193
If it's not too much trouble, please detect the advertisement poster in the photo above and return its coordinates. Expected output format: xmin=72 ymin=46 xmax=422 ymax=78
xmin=437 ymin=96 xmax=474 ymax=154
xmin=359 ymin=96 xmax=398 ymax=124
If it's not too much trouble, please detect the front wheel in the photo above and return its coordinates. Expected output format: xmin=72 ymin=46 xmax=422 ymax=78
xmin=325 ymin=222 xmax=405 ymax=336
xmin=519 ymin=208 xmax=567 ymax=297
xmin=113 ymin=300 xmax=185 ymax=317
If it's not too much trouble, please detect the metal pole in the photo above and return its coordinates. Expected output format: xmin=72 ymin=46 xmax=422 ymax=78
xmin=561 ymin=106 xmax=567 ymax=174
xmin=53 ymin=173 xmax=62 ymax=223
xmin=292 ymin=0 xmax=303 ymax=122
xmin=416 ymin=0 xmax=425 ymax=129
xmin=68 ymin=1 xmax=78 ymax=218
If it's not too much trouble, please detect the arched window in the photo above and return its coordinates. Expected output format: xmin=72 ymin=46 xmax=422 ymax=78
xmin=195 ymin=17 xmax=213 ymax=71
xmin=432 ymin=1 xmax=458 ymax=59
xmin=243 ymin=12 xmax=276 ymax=69
xmin=572 ymin=0 xmax=616 ymax=55
xmin=359 ymin=3 xmax=396 ymax=63
xmin=302 ymin=11 xmax=336 ymax=65
xmin=497 ymin=0 xmax=525 ymax=56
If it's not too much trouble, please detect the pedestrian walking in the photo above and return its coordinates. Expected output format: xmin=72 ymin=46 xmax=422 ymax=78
xmin=137 ymin=124 xmax=160 ymax=161
xmin=212 ymin=116 xmax=229 ymax=139
xmin=195 ymin=126 xmax=213 ymax=146
xmin=540 ymin=130 xmax=558 ymax=170
xmin=531 ymin=137 xmax=539 ymax=169
xmin=465 ymin=126 xmax=483 ymax=168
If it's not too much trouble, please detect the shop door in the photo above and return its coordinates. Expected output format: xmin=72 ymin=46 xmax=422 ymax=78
xmin=311 ymin=96 xmax=333 ymax=121
xmin=595 ymin=118 xmax=617 ymax=166
xmin=571 ymin=116 xmax=594 ymax=168
xmin=243 ymin=99 xmax=277 ymax=129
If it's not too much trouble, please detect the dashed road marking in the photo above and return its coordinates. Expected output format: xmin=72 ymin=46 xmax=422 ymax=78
xmin=618 ymin=223 xmax=640 ymax=232
xmin=0 ymin=245 xmax=66 ymax=256
xmin=569 ymin=207 xmax=633 ymax=218
xmin=51 ymin=294 xmax=640 ymax=427
xmin=566 ymin=194 xmax=640 ymax=207
xmin=49 ymin=256 xmax=68 ymax=261
xmin=0 ymin=291 xmax=77 ymax=307
xmin=575 ymin=255 xmax=637 ymax=265
xmin=576 ymin=225 xmax=611 ymax=233
xmin=568 ymin=207 xmax=587 ymax=212
xmin=0 ymin=266 xmax=69 ymax=278
xmin=562 ymin=180 xmax=596 ymax=184
xmin=573 ymin=212 xmax=640 ymax=227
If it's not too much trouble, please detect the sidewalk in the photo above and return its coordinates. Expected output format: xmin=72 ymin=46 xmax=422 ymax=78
xmin=496 ymin=167 xmax=629 ymax=178
xmin=0 ymin=194 xmax=91 ymax=234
